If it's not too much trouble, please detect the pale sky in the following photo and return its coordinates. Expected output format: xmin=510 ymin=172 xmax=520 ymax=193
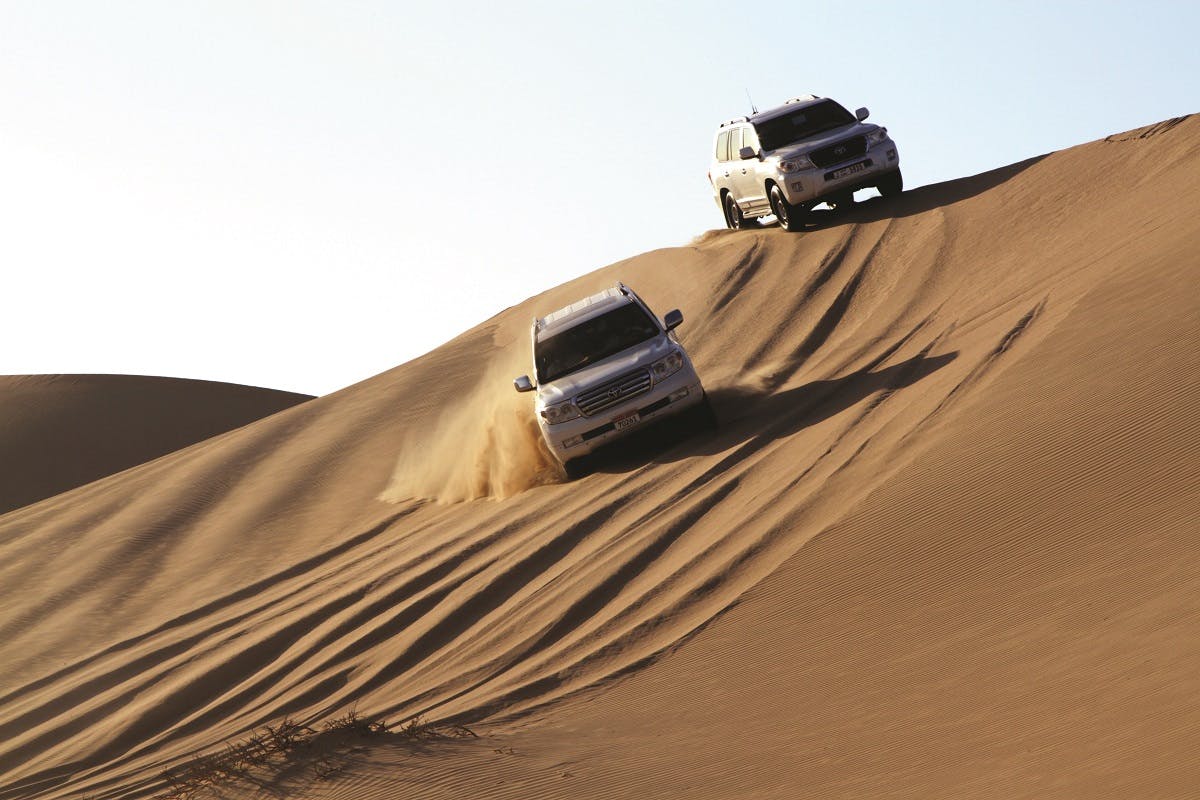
xmin=2 ymin=1 xmax=1196 ymax=395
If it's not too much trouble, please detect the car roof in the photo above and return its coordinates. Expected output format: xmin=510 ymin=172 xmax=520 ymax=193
xmin=535 ymin=286 xmax=633 ymax=340
xmin=718 ymin=95 xmax=825 ymax=129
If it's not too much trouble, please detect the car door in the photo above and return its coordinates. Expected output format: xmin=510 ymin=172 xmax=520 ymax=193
xmin=730 ymin=125 xmax=769 ymax=215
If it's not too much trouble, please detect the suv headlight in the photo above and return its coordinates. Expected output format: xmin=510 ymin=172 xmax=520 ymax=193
xmin=540 ymin=401 xmax=580 ymax=425
xmin=650 ymin=350 xmax=684 ymax=382
xmin=778 ymin=154 xmax=815 ymax=174
xmin=866 ymin=127 xmax=889 ymax=145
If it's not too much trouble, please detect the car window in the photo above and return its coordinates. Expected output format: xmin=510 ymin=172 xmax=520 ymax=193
xmin=743 ymin=126 xmax=760 ymax=154
xmin=755 ymin=100 xmax=856 ymax=151
xmin=535 ymin=303 xmax=661 ymax=383
xmin=729 ymin=127 xmax=743 ymax=156
xmin=715 ymin=131 xmax=730 ymax=162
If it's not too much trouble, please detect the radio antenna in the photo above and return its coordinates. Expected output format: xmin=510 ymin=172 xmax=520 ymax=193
xmin=745 ymin=88 xmax=758 ymax=115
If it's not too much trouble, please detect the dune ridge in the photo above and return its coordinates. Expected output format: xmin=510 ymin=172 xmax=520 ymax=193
xmin=1 ymin=115 xmax=1197 ymax=799
xmin=0 ymin=374 xmax=312 ymax=516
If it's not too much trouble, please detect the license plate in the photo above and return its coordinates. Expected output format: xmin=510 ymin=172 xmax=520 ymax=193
xmin=613 ymin=411 xmax=640 ymax=430
xmin=831 ymin=161 xmax=869 ymax=180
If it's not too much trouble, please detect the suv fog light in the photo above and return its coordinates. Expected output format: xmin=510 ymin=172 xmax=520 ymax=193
xmin=887 ymin=148 xmax=896 ymax=161
xmin=562 ymin=435 xmax=583 ymax=448
xmin=668 ymin=387 xmax=690 ymax=402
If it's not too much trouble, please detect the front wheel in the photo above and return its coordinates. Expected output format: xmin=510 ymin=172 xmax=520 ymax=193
xmin=694 ymin=395 xmax=718 ymax=431
xmin=769 ymin=185 xmax=806 ymax=232
xmin=563 ymin=456 xmax=591 ymax=481
xmin=877 ymin=169 xmax=904 ymax=198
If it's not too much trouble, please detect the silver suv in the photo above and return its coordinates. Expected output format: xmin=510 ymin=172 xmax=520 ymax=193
xmin=514 ymin=283 xmax=711 ymax=477
xmin=708 ymin=94 xmax=901 ymax=232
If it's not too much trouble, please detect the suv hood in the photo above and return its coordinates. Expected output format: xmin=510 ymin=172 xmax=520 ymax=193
xmin=537 ymin=335 xmax=674 ymax=402
xmin=768 ymin=121 xmax=876 ymax=157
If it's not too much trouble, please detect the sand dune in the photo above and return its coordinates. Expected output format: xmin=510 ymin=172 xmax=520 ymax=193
xmin=0 ymin=375 xmax=312 ymax=516
xmin=1 ymin=115 xmax=1197 ymax=799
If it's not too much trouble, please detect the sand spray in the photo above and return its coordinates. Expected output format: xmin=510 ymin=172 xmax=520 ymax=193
xmin=380 ymin=361 xmax=561 ymax=504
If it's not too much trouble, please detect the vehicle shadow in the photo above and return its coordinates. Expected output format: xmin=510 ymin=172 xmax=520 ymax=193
xmin=775 ymin=154 xmax=1048 ymax=232
xmin=584 ymin=351 xmax=957 ymax=476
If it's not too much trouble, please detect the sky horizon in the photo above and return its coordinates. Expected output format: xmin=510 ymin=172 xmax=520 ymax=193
xmin=2 ymin=1 xmax=1197 ymax=395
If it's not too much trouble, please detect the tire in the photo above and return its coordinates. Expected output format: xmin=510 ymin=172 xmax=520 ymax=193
xmin=769 ymin=185 xmax=805 ymax=232
xmin=696 ymin=395 xmax=718 ymax=431
xmin=723 ymin=194 xmax=745 ymax=230
xmin=877 ymin=169 xmax=904 ymax=198
xmin=563 ymin=456 xmax=591 ymax=480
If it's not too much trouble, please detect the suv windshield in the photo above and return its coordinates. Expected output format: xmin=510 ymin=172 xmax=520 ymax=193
xmin=536 ymin=303 xmax=660 ymax=383
xmin=755 ymin=100 xmax=855 ymax=151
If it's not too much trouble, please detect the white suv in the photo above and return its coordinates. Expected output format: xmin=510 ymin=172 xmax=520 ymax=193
xmin=708 ymin=94 xmax=902 ymax=231
xmin=514 ymin=283 xmax=711 ymax=476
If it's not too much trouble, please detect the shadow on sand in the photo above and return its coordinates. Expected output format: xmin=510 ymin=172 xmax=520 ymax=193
xmin=748 ymin=154 xmax=1048 ymax=233
xmin=579 ymin=351 xmax=957 ymax=477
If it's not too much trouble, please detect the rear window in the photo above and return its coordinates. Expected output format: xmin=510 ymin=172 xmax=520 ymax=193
xmin=536 ymin=303 xmax=661 ymax=383
xmin=715 ymin=130 xmax=730 ymax=162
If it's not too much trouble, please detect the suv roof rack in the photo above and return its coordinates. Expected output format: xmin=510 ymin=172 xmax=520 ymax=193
xmin=783 ymin=94 xmax=820 ymax=105
xmin=718 ymin=117 xmax=748 ymax=128
xmin=534 ymin=284 xmax=632 ymax=334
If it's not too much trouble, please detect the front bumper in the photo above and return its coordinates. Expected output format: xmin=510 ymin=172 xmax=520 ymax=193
xmin=778 ymin=138 xmax=900 ymax=205
xmin=539 ymin=367 xmax=705 ymax=462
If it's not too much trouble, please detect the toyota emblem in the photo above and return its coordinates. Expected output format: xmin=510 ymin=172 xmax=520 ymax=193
xmin=834 ymin=146 xmax=846 ymax=156
xmin=607 ymin=387 xmax=621 ymax=399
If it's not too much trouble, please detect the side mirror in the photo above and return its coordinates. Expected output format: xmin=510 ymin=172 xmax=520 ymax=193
xmin=737 ymin=146 xmax=757 ymax=160
xmin=663 ymin=309 xmax=683 ymax=331
xmin=513 ymin=375 xmax=534 ymax=393
xmin=855 ymin=107 xmax=869 ymax=121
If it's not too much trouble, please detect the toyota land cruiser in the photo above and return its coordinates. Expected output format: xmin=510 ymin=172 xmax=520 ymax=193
xmin=513 ymin=283 xmax=711 ymax=476
xmin=709 ymin=94 xmax=902 ymax=231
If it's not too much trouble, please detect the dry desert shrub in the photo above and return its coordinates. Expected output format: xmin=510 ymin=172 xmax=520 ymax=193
xmin=152 ymin=710 xmax=475 ymax=798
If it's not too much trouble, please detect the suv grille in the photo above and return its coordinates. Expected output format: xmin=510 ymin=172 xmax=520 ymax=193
xmin=809 ymin=135 xmax=867 ymax=168
xmin=576 ymin=368 xmax=652 ymax=416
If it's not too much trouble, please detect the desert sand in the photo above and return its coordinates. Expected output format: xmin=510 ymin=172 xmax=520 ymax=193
xmin=1 ymin=115 xmax=1197 ymax=799
xmin=0 ymin=375 xmax=312 ymax=516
